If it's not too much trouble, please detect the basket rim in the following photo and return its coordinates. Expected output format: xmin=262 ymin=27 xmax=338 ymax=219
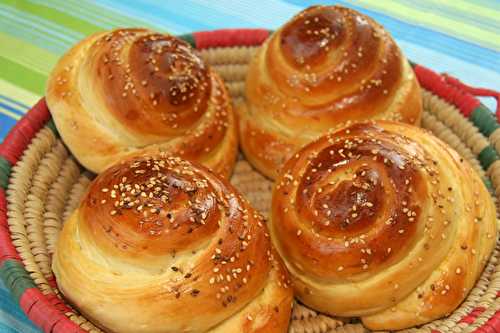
xmin=0 ymin=28 xmax=499 ymax=333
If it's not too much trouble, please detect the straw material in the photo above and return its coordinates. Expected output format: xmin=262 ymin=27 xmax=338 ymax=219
xmin=2 ymin=44 xmax=499 ymax=333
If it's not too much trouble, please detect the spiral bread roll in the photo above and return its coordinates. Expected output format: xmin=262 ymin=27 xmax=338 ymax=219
xmin=52 ymin=154 xmax=293 ymax=333
xmin=46 ymin=28 xmax=237 ymax=177
xmin=239 ymin=5 xmax=422 ymax=179
xmin=270 ymin=121 xmax=497 ymax=330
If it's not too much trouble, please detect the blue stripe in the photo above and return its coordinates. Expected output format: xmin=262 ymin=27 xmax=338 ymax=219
xmin=0 ymin=283 xmax=39 ymax=333
xmin=284 ymin=0 xmax=500 ymax=72
xmin=0 ymin=323 xmax=22 ymax=333
xmin=0 ymin=102 xmax=25 ymax=117
xmin=0 ymin=96 xmax=29 ymax=111
xmin=0 ymin=20 xmax=71 ymax=54
xmin=0 ymin=115 xmax=16 ymax=141
xmin=92 ymin=0 xmax=192 ymax=34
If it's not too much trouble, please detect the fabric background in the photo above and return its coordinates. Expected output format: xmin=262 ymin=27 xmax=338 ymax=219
xmin=0 ymin=1 xmax=499 ymax=331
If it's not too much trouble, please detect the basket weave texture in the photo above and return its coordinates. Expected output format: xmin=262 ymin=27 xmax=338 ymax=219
xmin=0 ymin=29 xmax=499 ymax=333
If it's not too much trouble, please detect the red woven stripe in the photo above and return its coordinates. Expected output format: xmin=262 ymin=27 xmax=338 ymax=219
xmin=472 ymin=310 xmax=500 ymax=333
xmin=414 ymin=65 xmax=480 ymax=117
xmin=460 ymin=307 xmax=486 ymax=324
xmin=20 ymin=288 xmax=84 ymax=333
xmin=0 ymin=189 xmax=20 ymax=262
xmin=44 ymin=293 xmax=73 ymax=314
xmin=193 ymin=29 xmax=269 ymax=49
xmin=443 ymin=74 xmax=500 ymax=120
xmin=431 ymin=330 xmax=442 ymax=333
xmin=46 ymin=275 xmax=58 ymax=289
xmin=0 ymin=98 xmax=50 ymax=165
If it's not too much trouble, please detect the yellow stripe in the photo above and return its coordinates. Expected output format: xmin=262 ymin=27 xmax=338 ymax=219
xmin=0 ymin=79 xmax=41 ymax=107
xmin=351 ymin=0 xmax=500 ymax=50
xmin=0 ymin=107 xmax=21 ymax=120
xmin=431 ymin=0 xmax=500 ymax=21
xmin=0 ymin=32 xmax=58 ymax=75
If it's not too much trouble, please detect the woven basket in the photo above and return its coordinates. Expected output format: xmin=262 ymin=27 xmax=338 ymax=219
xmin=1 ymin=29 xmax=500 ymax=333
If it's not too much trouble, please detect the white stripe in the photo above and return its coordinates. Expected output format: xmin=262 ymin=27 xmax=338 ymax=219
xmin=0 ymin=19 xmax=70 ymax=52
xmin=0 ymin=107 xmax=21 ymax=120
xmin=0 ymin=98 xmax=28 ymax=115
xmin=93 ymin=0 xmax=186 ymax=33
xmin=30 ymin=0 xmax=114 ymax=29
xmin=0 ymin=79 xmax=41 ymax=107
xmin=0 ymin=4 xmax=83 ymax=42
xmin=71 ymin=0 xmax=154 ymax=27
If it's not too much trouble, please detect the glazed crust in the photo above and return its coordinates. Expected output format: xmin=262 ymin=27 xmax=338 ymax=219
xmin=270 ymin=121 xmax=497 ymax=330
xmin=46 ymin=28 xmax=237 ymax=178
xmin=53 ymin=154 xmax=293 ymax=333
xmin=239 ymin=5 xmax=422 ymax=179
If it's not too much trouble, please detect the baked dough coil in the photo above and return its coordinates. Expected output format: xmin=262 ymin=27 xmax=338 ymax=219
xmin=53 ymin=154 xmax=293 ymax=333
xmin=47 ymin=28 xmax=237 ymax=177
xmin=239 ymin=5 xmax=422 ymax=179
xmin=270 ymin=121 xmax=496 ymax=330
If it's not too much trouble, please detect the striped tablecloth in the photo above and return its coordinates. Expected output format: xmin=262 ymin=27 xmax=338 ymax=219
xmin=0 ymin=1 xmax=499 ymax=332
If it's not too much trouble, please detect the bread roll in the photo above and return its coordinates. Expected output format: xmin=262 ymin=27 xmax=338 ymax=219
xmin=270 ymin=121 xmax=496 ymax=330
xmin=239 ymin=6 xmax=422 ymax=179
xmin=46 ymin=28 xmax=237 ymax=177
xmin=53 ymin=154 xmax=293 ymax=333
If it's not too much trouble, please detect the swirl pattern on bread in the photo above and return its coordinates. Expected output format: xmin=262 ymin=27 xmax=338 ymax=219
xmin=47 ymin=28 xmax=237 ymax=177
xmin=239 ymin=6 xmax=422 ymax=179
xmin=53 ymin=154 xmax=293 ymax=333
xmin=270 ymin=121 xmax=496 ymax=330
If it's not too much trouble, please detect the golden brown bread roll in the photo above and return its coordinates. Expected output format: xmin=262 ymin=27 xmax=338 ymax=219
xmin=270 ymin=121 xmax=497 ymax=330
xmin=52 ymin=154 xmax=293 ymax=333
xmin=46 ymin=28 xmax=237 ymax=178
xmin=239 ymin=5 xmax=423 ymax=179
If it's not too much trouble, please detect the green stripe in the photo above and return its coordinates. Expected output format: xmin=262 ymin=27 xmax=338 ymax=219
xmin=478 ymin=146 xmax=499 ymax=170
xmin=58 ymin=0 xmax=158 ymax=30
xmin=0 ymin=56 xmax=46 ymax=95
xmin=0 ymin=157 xmax=11 ymax=190
xmin=470 ymin=105 xmax=499 ymax=137
xmin=46 ymin=120 xmax=58 ymax=136
xmin=179 ymin=33 xmax=196 ymax=47
xmin=483 ymin=177 xmax=494 ymax=192
xmin=2 ymin=0 xmax=101 ymax=36
xmin=0 ymin=260 xmax=36 ymax=303
xmin=0 ymin=32 xmax=58 ymax=76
